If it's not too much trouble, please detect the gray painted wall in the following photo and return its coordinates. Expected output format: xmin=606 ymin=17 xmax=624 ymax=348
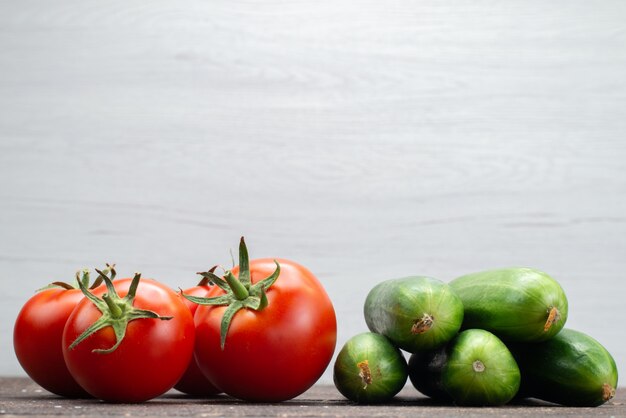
xmin=1 ymin=1 xmax=625 ymax=385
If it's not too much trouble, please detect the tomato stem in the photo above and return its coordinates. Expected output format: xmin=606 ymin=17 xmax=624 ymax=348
xmin=237 ymin=237 xmax=252 ymax=288
xmin=225 ymin=271 xmax=249 ymax=300
xmin=102 ymin=293 xmax=123 ymax=318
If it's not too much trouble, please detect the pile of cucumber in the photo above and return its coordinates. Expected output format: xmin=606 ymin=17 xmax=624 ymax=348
xmin=333 ymin=267 xmax=618 ymax=407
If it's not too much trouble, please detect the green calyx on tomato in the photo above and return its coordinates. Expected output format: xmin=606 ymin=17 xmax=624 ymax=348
xmin=37 ymin=267 xmax=108 ymax=292
xmin=195 ymin=265 xmax=219 ymax=287
xmin=69 ymin=267 xmax=173 ymax=354
xmin=183 ymin=237 xmax=280 ymax=349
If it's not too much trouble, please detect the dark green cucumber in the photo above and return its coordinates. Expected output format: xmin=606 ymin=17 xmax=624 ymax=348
xmin=408 ymin=346 xmax=451 ymax=401
xmin=364 ymin=276 xmax=464 ymax=352
xmin=449 ymin=267 xmax=568 ymax=342
xmin=442 ymin=329 xmax=521 ymax=406
xmin=508 ymin=328 xmax=618 ymax=407
xmin=333 ymin=332 xmax=408 ymax=403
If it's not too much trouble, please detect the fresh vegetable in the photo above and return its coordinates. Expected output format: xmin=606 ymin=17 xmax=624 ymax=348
xmin=174 ymin=268 xmax=221 ymax=397
xmin=187 ymin=238 xmax=337 ymax=402
xmin=333 ymin=332 xmax=408 ymax=403
xmin=407 ymin=346 xmax=451 ymax=401
xmin=442 ymin=329 xmax=520 ymax=406
xmin=62 ymin=268 xmax=195 ymax=403
xmin=508 ymin=328 xmax=618 ymax=406
xmin=13 ymin=269 xmax=104 ymax=397
xmin=449 ymin=267 xmax=568 ymax=342
xmin=364 ymin=276 xmax=463 ymax=352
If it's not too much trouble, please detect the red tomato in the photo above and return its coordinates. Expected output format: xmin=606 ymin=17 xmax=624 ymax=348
xmin=174 ymin=284 xmax=221 ymax=396
xmin=14 ymin=286 xmax=90 ymax=397
xmin=62 ymin=276 xmax=195 ymax=402
xmin=193 ymin=258 xmax=337 ymax=402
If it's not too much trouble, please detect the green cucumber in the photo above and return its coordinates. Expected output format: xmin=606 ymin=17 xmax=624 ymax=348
xmin=407 ymin=347 xmax=451 ymax=401
xmin=333 ymin=332 xmax=408 ymax=403
xmin=442 ymin=329 xmax=521 ymax=406
xmin=449 ymin=267 xmax=568 ymax=342
xmin=508 ymin=328 xmax=618 ymax=406
xmin=364 ymin=276 xmax=464 ymax=352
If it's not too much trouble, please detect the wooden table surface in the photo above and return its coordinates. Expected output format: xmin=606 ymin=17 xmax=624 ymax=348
xmin=0 ymin=377 xmax=623 ymax=417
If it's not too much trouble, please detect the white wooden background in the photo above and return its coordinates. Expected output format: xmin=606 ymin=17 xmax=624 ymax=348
xmin=1 ymin=1 xmax=625 ymax=385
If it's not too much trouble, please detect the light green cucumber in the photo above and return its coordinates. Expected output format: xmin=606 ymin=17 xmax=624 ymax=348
xmin=333 ymin=332 xmax=408 ymax=403
xmin=442 ymin=329 xmax=521 ymax=406
xmin=364 ymin=276 xmax=464 ymax=352
xmin=449 ymin=267 xmax=568 ymax=342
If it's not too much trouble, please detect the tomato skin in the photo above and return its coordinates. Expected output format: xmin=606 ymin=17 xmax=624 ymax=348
xmin=194 ymin=258 xmax=337 ymax=402
xmin=62 ymin=278 xmax=195 ymax=403
xmin=174 ymin=285 xmax=221 ymax=396
xmin=14 ymin=288 xmax=90 ymax=397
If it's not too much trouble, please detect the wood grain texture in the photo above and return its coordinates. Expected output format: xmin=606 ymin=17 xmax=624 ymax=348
xmin=1 ymin=0 xmax=625 ymax=383
xmin=1 ymin=377 xmax=625 ymax=416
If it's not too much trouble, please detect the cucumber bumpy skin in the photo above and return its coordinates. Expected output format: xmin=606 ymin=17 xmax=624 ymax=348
xmin=449 ymin=267 xmax=568 ymax=342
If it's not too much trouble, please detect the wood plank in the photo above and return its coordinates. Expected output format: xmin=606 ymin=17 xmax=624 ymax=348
xmin=0 ymin=377 xmax=624 ymax=417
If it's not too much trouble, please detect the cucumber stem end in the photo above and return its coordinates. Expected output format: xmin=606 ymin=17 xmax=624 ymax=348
xmin=411 ymin=313 xmax=434 ymax=335
xmin=602 ymin=383 xmax=615 ymax=401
